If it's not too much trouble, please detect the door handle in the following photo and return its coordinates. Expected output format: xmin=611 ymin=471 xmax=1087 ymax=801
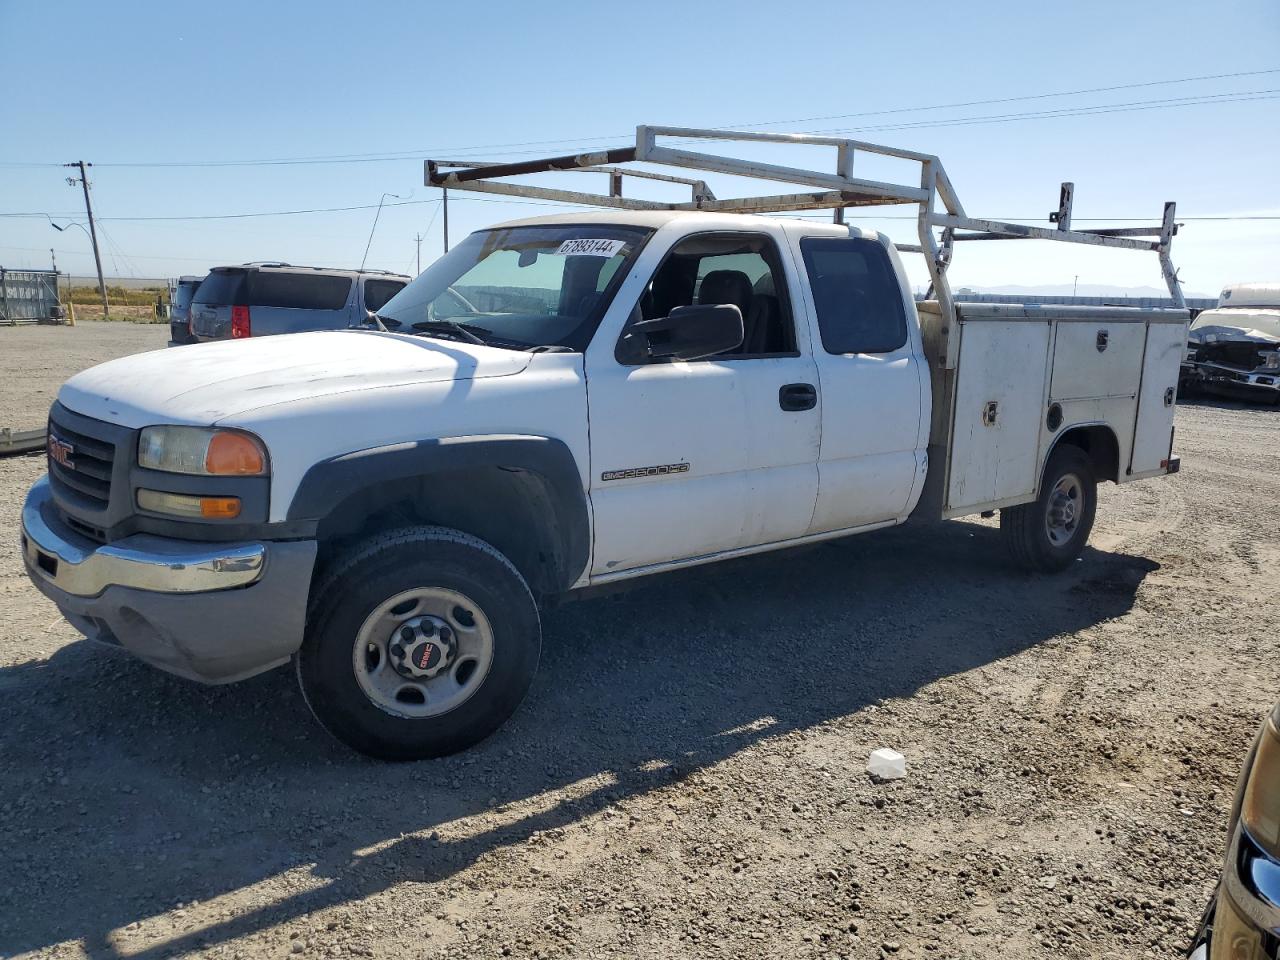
xmin=779 ymin=383 xmax=817 ymax=412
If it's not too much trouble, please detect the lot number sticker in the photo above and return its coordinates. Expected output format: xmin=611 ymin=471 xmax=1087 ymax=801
xmin=555 ymin=238 xmax=627 ymax=257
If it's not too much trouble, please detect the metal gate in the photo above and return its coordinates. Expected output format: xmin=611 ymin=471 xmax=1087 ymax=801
xmin=0 ymin=268 xmax=62 ymax=324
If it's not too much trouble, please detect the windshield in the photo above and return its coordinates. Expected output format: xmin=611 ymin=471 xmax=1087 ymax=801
xmin=377 ymin=224 xmax=651 ymax=350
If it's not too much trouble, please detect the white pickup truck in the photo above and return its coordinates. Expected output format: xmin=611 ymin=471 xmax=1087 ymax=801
xmin=20 ymin=127 xmax=1189 ymax=759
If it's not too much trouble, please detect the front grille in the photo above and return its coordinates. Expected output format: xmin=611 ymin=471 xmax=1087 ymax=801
xmin=48 ymin=415 xmax=117 ymax=508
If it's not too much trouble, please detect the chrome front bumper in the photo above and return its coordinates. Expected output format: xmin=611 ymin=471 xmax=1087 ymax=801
xmin=20 ymin=475 xmax=317 ymax=684
xmin=21 ymin=475 xmax=265 ymax=597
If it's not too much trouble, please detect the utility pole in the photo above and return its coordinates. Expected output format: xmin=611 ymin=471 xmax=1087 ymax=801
xmin=414 ymin=233 xmax=424 ymax=274
xmin=442 ymin=187 xmax=450 ymax=253
xmin=1073 ymin=274 xmax=1079 ymax=297
xmin=64 ymin=161 xmax=109 ymax=317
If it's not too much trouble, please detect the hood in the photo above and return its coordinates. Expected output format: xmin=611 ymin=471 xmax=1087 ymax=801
xmin=1189 ymin=308 xmax=1280 ymax=344
xmin=58 ymin=330 xmax=532 ymax=428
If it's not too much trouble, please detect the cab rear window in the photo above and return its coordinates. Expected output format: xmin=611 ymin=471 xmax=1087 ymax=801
xmin=800 ymin=237 xmax=908 ymax=354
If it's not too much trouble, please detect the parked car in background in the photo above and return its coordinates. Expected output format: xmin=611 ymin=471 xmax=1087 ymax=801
xmin=1189 ymin=701 xmax=1280 ymax=959
xmin=167 ymin=275 xmax=206 ymax=346
xmin=188 ymin=263 xmax=409 ymax=341
xmin=1180 ymin=283 xmax=1280 ymax=403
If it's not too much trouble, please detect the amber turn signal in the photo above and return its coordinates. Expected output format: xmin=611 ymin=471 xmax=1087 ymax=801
xmin=204 ymin=431 xmax=267 ymax=476
xmin=137 ymin=489 xmax=241 ymax=520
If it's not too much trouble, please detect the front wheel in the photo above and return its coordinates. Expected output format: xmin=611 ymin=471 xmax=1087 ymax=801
xmin=297 ymin=526 xmax=541 ymax=760
xmin=999 ymin=445 xmax=1097 ymax=573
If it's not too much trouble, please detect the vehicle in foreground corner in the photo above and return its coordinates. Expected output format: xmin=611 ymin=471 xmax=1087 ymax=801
xmin=20 ymin=126 xmax=1189 ymax=760
xmin=167 ymin=274 xmax=206 ymax=345
xmin=1189 ymin=701 xmax=1280 ymax=960
xmin=189 ymin=262 xmax=409 ymax=341
xmin=1181 ymin=284 xmax=1280 ymax=403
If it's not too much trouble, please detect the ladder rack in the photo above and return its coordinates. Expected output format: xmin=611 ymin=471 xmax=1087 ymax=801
xmin=426 ymin=124 xmax=1186 ymax=368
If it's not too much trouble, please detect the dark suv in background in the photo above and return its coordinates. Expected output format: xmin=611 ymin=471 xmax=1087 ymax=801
xmin=188 ymin=263 xmax=409 ymax=342
xmin=167 ymin=274 xmax=207 ymax=345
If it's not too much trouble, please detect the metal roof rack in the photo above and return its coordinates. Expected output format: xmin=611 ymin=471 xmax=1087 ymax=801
xmin=427 ymin=125 xmax=1185 ymax=367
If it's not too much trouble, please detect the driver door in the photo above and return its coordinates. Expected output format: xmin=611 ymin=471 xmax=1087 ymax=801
xmin=584 ymin=229 xmax=821 ymax=577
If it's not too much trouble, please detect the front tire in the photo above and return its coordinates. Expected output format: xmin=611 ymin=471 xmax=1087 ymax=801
xmin=297 ymin=526 xmax=540 ymax=760
xmin=999 ymin=445 xmax=1097 ymax=573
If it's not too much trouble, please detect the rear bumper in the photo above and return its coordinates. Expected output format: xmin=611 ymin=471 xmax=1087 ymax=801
xmin=168 ymin=319 xmax=196 ymax=345
xmin=21 ymin=476 xmax=316 ymax=684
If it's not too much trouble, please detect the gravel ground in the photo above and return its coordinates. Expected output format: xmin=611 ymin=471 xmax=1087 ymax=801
xmin=0 ymin=322 xmax=169 ymax=432
xmin=1 ymin=390 xmax=1277 ymax=960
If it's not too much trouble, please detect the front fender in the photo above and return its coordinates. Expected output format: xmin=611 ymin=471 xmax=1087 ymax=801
xmin=286 ymin=434 xmax=590 ymax=591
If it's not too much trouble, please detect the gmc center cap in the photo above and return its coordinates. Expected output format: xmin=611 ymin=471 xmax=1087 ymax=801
xmin=391 ymin=620 xmax=455 ymax=679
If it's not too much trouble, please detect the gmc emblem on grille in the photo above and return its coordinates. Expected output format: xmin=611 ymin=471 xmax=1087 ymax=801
xmin=47 ymin=435 xmax=75 ymax=470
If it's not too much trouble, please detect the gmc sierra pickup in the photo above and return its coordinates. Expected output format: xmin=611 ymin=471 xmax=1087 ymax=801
xmin=19 ymin=127 xmax=1189 ymax=759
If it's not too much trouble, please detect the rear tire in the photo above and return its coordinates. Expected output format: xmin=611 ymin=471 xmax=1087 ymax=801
xmin=1000 ymin=445 xmax=1097 ymax=573
xmin=296 ymin=526 xmax=540 ymax=760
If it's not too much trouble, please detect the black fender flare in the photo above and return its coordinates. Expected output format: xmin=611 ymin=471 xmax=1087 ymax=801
xmin=287 ymin=435 xmax=589 ymax=591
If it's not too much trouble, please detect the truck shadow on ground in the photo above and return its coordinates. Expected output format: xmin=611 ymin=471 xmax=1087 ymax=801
xmin=0 ymin=519 xmax=1157 ymax=958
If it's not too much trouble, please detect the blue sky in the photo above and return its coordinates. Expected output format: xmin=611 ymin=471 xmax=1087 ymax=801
xmin=2 ymin=0 xmax=1277 ymax=296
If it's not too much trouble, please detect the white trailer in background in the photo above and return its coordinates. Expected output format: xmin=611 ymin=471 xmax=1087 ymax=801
xmin=0 ymin=268 xmax=62 ymax=325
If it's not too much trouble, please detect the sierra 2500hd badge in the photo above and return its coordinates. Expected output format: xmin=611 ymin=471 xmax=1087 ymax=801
xmin=601 ymin=462 xmax=690 ymax=482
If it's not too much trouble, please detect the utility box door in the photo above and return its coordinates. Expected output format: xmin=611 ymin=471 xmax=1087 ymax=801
xmin=1130 ymin=320 xmax=1188 ymax=474
xmin=1049 ymin=321 xmax=1146 ymax=401
xmin=946 ymin=320 xmax=1052 ymax=512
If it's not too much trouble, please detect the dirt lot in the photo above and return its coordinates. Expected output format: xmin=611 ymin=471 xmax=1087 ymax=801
xmin=1 ymin=336 xmax=1277 ymax=959
xmin=0 ymin=322 xmax=169 ymax=431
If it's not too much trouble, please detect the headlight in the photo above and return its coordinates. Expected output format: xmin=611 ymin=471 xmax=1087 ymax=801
xmin=1241 ymin=708 xmax=1280 ymax=857
xmin=138 ymin=426 xmax=267 ymax=476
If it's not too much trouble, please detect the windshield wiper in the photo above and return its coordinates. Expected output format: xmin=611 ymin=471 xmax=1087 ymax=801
xmin=410 ymin=319 xmax=493 ymax=346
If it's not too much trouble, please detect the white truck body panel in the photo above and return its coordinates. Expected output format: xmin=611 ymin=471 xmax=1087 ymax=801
xmin=1050 ymin=321 xmax=1146 ymax=402
xmin=946 ymin=320 xmax=1052 ymax=510
xmin=918 ymin=302 xmax=1187 ymax=519
xmin=1129 ymin=320 xmax=1186 ymax=475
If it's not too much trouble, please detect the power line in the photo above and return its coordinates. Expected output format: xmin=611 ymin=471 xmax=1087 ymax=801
xmin=2 ymin=68 xmax=1274 ymax=170
xmin=0 ymin=194 xmax=573 ymax=223
xmin=810 ymin=89 xmax=1280 ymax=135
xmin=429 ymin=91 xmax=1280 ymax=159
xmin=719 ymin=67 xmax=1280 ymax=127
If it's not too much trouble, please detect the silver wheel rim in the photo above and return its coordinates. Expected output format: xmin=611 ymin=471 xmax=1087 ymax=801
xmin=1045 ymin=472 xmax=1084 ymax=548
xmin=353 ymin=586 xmax=494 ymax=719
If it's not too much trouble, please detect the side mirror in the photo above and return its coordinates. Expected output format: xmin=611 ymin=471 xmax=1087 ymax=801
xmin=631 ymin=304 xmax=744 ymax=361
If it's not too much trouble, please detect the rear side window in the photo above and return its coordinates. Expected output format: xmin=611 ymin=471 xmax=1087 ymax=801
xmin=193 ymin=270 xmax=246 ymax=305
xmin=246 ymin=272 xmax=352 ymax=310
xmin=800 ymin=237 xmax=908 ymax=354
xmin=364 ymin=279 xmax=406 ymax=312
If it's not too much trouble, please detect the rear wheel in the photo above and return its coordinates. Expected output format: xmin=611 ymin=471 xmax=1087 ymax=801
xmin=1000 ymin=445 xmax=1097 ymax=573
xmin=296 ymin=526 xmax=540 ymax=760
